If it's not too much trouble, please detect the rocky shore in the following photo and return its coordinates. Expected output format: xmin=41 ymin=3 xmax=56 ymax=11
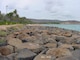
xmin=0 ymin=25 xmax=80 ymax=60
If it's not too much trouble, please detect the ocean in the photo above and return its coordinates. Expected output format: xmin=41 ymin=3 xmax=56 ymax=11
xmin=41 ymin=24 xmax=80 ymax=32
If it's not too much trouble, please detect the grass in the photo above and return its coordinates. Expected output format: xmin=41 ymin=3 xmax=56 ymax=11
xmin=0 ymin=30 xmax=7 ymax=36
xmin=0 ymin=39 xmax=6 ymax=43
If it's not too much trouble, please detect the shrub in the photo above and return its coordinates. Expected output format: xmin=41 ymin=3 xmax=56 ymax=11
xmin=0 ymin=30 xmax=7 ymax=37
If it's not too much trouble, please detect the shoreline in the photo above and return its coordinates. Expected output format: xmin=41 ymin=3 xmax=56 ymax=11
xmin=0 ymin=24 xmax=80 ymax=60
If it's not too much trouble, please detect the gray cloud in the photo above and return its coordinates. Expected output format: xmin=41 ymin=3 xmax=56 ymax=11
xmin=0 ymin=0 xmax=80 ymax=20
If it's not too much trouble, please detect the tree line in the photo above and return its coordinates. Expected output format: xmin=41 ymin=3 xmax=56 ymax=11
xmin=0 ymin=9 xmax=33 ymax=25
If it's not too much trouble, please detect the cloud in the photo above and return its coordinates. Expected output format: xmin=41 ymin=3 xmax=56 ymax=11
xmin=0 ymin=0 xmax=80 ymax=20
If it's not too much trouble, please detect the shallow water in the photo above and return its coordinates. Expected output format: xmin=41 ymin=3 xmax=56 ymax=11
xmin=41 ymin=24 xmax=80 ymax=32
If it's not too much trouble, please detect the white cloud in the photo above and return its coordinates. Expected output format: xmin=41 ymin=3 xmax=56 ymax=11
xmin=0 ymin=0 xmax=80 ymax=20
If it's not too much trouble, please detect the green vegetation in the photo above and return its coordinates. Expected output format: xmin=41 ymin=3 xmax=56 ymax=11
xmin=35 ymin=22 xmax=60 ymax=24
xmin=0 ymin=30 xmax=7 ymax=36
xmin=44 ymin=22 xmax=60 ymax=24
xmin=0 ymin=39 xmax=6 ymax=43
xmin=0 ymin=9 xmax=33 ymax=25
xmin=0 ymin=9 xmax=60 ymax=25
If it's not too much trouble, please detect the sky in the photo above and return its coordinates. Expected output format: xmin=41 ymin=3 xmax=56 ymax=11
xmin=0 ymin=0 xmax=80 ymax=21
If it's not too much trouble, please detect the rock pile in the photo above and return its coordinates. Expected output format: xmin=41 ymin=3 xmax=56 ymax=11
xmin=0 ymin=25 xmax=80 ymax=60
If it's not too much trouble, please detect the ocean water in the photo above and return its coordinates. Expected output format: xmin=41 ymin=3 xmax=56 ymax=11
xmin=41 ymin=24 xmax=80 ymax=32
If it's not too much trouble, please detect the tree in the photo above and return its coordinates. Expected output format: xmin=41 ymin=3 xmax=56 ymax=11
xmin=14 ymin=9 xmax=17 ymax=14
xmin=13 ymin=9 xmax=19 ymax=18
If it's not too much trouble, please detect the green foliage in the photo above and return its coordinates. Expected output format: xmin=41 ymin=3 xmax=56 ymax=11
xmin=47 ymin=22 xmax=60 ymax=24
xmin=6 ymin=12 xmax=13 ymax=18
xmin=0 ymin=9 xmax=33 ymax=25
xmin=36 ymin=22 xmax=60 ymax=24
xmin=14 ymin=9 xmax=17 ymax=14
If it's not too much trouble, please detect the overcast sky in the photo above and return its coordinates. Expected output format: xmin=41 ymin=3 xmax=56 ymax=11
xmin=0 ymin=0 xmax=80 ymax=21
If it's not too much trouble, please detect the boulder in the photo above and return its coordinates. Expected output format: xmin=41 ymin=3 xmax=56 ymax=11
xmin=56 ymin=56 xmax=78 ymax=60
xmin=7 ymin=38 xmax=22 ymax=48
xmin=62 ymin=31 xmax=72 ymax=37
xmin=34 ymin=34 xmax=50 ymax=45
xmin=72 ymin=44 xmax=80 ymax=50
xmin=0 ymin=56 xmax=9 ymax=60
xmin=34 ymin=49 xmax=55 ymax=60
xmin=34 ymin=54 xmax=54 ymax=60
xmin=46 ymin=37 xmax=57 ymax=43
xmin=72 ymin=49 xmax=80 ymax=60
xmin=21 ymin=36 xmax=37 ymax=43
xmin=46 ymin=48 xmax=72 ymax=58
xmin=55 ymin=36 xmax=73 ymax=44
xmin=18 ymin=42 xmax=43 ymax=53
xmin=55 ymin=36 xmax=67 ymax=43
xmin=44 ymin=43 xmax=57 ymax=48
xmin=17 ymin=48 xmax=36 ymax=60
xmin=16 ymin=33 xmax=29 ymax=40
xmin=75 ymin=38 xmax=80 ymax=44
xmin=6 ymin=53 xmax=17 ymax=60
xmin=0 ymin=47 xmax=12 ymax=56
xmin=5 ymin=45 xmax=14 ymax=53
xmin=58 ymin=44 xmax=74 ymax=50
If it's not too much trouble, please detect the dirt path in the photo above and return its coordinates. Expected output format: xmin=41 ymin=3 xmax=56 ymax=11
xmin=0 ymin=24 xmax=23 ymax=30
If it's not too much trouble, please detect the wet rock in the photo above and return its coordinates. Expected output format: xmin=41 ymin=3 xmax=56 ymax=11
xmin=17 ymin=48 xmax=36 ymax=60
